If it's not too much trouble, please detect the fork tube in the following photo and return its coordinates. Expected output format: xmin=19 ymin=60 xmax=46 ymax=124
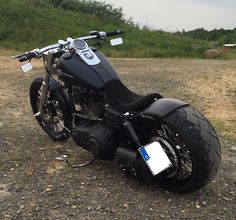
xmin=38 ymin=52 xmax=54 ymax=115
xmin=38 ymin=74 xmax=50 ymax=114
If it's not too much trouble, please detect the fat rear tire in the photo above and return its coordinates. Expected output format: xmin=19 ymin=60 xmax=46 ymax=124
xmin=30 ymin=77 xmax=72 ymax=141
xmin=156 ymin=106 xmax=221 ymax=193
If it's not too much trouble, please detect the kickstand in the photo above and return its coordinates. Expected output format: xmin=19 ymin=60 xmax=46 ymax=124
xmin=56 ymin=154 xmax=96 ymax=168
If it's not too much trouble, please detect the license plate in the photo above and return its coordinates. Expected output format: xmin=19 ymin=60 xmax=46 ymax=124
xmin=20 ymin=62 xmax=33 ymax=73
xmin=139 ymin=142 xmax=172 ymax=176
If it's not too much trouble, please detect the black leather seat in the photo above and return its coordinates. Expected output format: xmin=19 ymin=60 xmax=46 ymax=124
xmin=104 ymin=80 xmax=162 ymax=113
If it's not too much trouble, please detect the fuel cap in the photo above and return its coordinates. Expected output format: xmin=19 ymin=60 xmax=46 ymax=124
xmin=62 ymin=53 xmax=72 ymax=60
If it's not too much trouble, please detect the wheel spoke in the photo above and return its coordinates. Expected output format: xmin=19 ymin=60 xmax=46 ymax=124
xmin=37 ymin=96 xmax=66 ymax=135
xmin=37 ymin=90 xmax=42 ymax=99
xmin=152 ymin=123 xmax=193 ymax=180
xmin=58 ymin=120 xmax=64 ymax=131
xmin=53 ymin=123 xmax=59 ymax=133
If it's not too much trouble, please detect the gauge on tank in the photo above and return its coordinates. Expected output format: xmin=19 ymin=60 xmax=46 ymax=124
xmin=72 ymin=39 xmax=88 ymax=50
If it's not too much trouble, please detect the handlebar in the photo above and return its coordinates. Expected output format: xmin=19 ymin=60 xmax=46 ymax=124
xmin=13 ymin=30 xmax=124 ymax=62
xmin=18 ymin=51 xmax=38 ymax=62
xmin=90 ymin=30 xmax=124 ymax=38
xmin=105 ymin=30 xmax=124 ymax=37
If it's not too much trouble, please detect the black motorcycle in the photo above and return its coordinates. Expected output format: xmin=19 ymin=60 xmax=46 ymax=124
xmin=13 ymin=30 xmax=221 ymax=193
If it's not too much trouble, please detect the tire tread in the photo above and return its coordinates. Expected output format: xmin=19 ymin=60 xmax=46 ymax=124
xmin=162 ymin=106 xmax=221 ymax=192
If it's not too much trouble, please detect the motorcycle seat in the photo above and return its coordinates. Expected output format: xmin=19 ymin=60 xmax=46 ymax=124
xmin=104 ymin=80 xmax=162 ymax=113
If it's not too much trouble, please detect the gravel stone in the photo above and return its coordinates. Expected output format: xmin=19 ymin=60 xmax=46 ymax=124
xmin=35 ymin=206 xmax=40 ymax=212
xmin=229 ymin=146 xmax=236 ymax=152
xmin=52 ymin=205 xmax=60 ymax=209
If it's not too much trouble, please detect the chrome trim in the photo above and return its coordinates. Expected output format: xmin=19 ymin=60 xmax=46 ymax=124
xmin=71 ymin=39 xmax=100 ymax=65
xmin=99 ymin=31 xmax=106 ymax=39
xmin=77 ymin=48 xmax=100 ymax=65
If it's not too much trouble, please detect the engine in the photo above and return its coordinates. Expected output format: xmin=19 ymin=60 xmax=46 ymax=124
xmin=72 ymin=120 xmax=117 ymax=160
xmin=72 ymin=104 xmax=154 ymax=184
xmin=87 ymin=91 xmax=107 ymax=118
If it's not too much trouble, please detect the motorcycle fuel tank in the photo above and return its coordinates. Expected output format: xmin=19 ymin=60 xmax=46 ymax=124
xmin=57 ymin=50 xmax=120 ymax=90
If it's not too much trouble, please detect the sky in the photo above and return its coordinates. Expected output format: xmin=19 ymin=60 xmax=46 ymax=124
xmin=96 ymin=0 xmax=236 ymax=31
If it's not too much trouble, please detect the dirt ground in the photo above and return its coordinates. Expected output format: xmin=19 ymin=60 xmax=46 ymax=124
xmin=0 ymin=57 xmax=235 ymax=220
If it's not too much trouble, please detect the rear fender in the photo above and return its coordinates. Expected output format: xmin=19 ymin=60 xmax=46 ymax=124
xmin=142 ymin=98 xmax=189 ymax=119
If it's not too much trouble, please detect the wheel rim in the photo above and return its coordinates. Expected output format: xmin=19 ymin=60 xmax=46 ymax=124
xmin=152 ymin=124 xmax=193 ymax=180
xmin=36 ymin=90 xmax=65 ymax=135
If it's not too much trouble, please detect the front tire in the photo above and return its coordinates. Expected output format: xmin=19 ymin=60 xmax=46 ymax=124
xmin=149 ymin=106 xmax=221 ymax=193
xmin=30 ymin=77 xmax=72 ymax=141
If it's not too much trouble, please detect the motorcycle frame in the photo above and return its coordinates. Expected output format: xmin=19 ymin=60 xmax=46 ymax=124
xmin=34 ymin=44 xmax=189 ymax=147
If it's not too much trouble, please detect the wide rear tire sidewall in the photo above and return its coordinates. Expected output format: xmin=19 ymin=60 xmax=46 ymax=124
xmin=154 ymin=106 xmax=221 ymax=193
xmin=29 ymin=77 xmax=72 ymax=141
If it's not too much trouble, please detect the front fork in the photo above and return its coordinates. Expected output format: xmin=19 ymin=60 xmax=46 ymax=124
xmin=36 ymin=74 xmax=50 ymax=116
xmin=35 ymin=52 xmax=54 ymax=116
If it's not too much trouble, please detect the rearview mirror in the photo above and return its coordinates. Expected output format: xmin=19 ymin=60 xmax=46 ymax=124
xmin=110 ymin=38 xmax=123 ymax=46
xmin=20 ymin=62 xmax=33 ymax=73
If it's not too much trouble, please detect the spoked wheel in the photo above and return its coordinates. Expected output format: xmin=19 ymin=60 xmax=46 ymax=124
xmin=37 ymin=98 xmax=65 ymax=134
xmin=151 ymin=124 xmax=193 ymax=183
xmin=146 ymin=106 xmax=221 ymax=193
xmin=30 ymin=77 xmax=72 ymax=141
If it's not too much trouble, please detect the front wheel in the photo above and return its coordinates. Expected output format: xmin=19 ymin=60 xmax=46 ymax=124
xmin=147 ymin=106 xmax=221 ymax=193
xmin=30 ymin=77 xmax=72 ymax=141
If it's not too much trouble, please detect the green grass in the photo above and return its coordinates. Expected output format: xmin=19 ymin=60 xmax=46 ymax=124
xmin=226 ymin=89 xmax=236 ymax=98
xmin=0 ymin=0 xmax=210 ymax=58
xmin=211 ymin=119 xmax=236 ymax=142
xmin=223 ymin=48 xmax=236 ymax=59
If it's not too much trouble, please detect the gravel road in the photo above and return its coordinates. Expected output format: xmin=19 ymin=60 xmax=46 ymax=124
xmin=0 ymin=57 xmax=235 ymax=219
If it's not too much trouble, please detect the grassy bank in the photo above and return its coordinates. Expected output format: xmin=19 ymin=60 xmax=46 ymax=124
xmin=0 ymin=0 xmax=209 ymax=58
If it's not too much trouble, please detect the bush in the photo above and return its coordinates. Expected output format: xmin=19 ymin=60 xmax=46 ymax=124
xmin=52 ymin=0 xmax=126 ymax=23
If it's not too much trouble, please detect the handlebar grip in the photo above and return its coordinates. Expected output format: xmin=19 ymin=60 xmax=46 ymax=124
xmin=19 ymin=52 xmax=37 ymax=62
xmin=90 ymin=31 xmax=99 ymax=36
xmin=105 ymin=30 xmax=124 ymax=37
